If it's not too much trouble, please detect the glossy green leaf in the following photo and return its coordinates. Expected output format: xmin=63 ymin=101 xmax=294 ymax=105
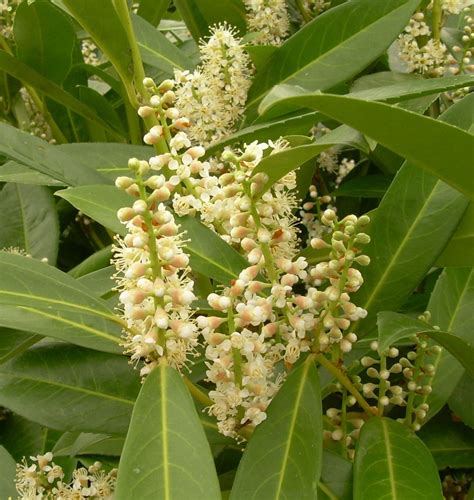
xmin=260 ymin=94 xmax=474 ymax=199
xmin=132 ymin=14 xmax=192 ymax=74
xmin=318 ymin=450 xmax=352 ymax=500
xmin=449 ymin=372 xmax=474 ymax=429
xmin=418 ymin=411 xmax=474 ymax=469
xmin=426 ymin=268 xmax=474 ymax=419
xmin=0 ymin=183 xmax=59 ymax=264
xmin=437 ymin=201 xmax=474 ymax=267
xmin=247 ymin=0 xmax=419 ymax=112
xmin=0 ymin=343 xmax=141 ymax=435
xmin=13 ymin=0 xmax=76 ymax=84
xmin=230 ymin=358 xmax=322 ymax=500
xmin=332 ymin=175 xmax=393 ymax=198
xmin=176 ymin=215 xmax=248 ymax=284
xmin=0 ymin=52 xmax=121 ymax=135
xmin=56 ymin=185 xmax=130 ymax=235
xmin=353 ymin=417 xmax=442 ymax=500
xmin=136 ymin=0 xmax=169 ymax=26
xmin=115 ymin=364 xmax=221 ymax=499
xmin=0 ymin=252 xmax=122 ymax=354
xmin=377 ymin=312 xmax=474 ymax=377
xmin=0 ymin=446 xmax=16 ymax=499
xmin=205 ymin=112 xmax=321 ymax=157
xmin=174 ymin=0 xmax=246 ymax=41
xmin=0 ymin=123 xmax=109 ymax=186
xmin=0 ymin=161 xmax=65 ymax=186
xmin=61 ymin=0 xmax=133 ymax=90
xmin=0 ymin=328 xmax=41 ymax=365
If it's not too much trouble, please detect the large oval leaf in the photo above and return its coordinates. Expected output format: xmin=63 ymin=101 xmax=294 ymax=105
xmin=0 ymin=343 xmax=141 ymax=435
xmin=13 ymin=0 xmax=76 ymax=84
xmin=354 ymin=417 xmax=442 ymax=500
xmin=115 ymin=364 xmax=221 ymax=499
xmin=230 ymin=357 xmax=322 ymax=500
xmin=0 ymin=252 xmax=122 ymax=354
xmin=247 ymin=0 xmax=419 ymax=112
xmin=260 ymin=93 xmax=474 ymax=199
xmin=0 ymin=183 xmax=59 ymax=264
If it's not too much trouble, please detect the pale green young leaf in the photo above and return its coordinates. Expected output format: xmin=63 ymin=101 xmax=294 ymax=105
xmin=0 ymin=343 xmax=141 ymax=435
xmin=247 ymin=0 xmax=419 ymax=113
xmin=230 ymin=358 xmax=322 ymax=500
xmin=353 ymin=418 xmax=442 ymax=500
xmin=115 ymin=364 xmax=221 ymax=499
xmin=0 ymin=252 xmax=122 ymax=354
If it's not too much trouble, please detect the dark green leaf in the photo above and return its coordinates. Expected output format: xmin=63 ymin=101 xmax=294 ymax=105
xmin=0 ymin=183 xmax=59 ymax=264
xmin=0 ymin=252 xmax=122 ymax=354
xmin=449 ymin=372 xmax=474 ymax=429
xmin=136 ymin=0 xmax=169 ymax=26
xmin=0 ymin=327 xmax=41 ymax=365
xmin=418 ymin=411 xmax=474 ymax=469
xmin=230 ymin=358 xmax=322 ymax=500
xmin=132 ymin=14 xmax=192 ymax=74
xmin=0 ymin=414 xmax=48 ymax=461
xmin=53 ymin=432 xmax=124 ymax=457
xmin=260 ymin=94 xmax=474 ymax=199
xmin=115 ymin=364 xmax=221 ymax=499
xmin=77 ymin=266 xmax=115 ymax=298
xmin=0 ymin=446 xmax=16 ymax=499
xmin=426 ymin=268 xmax=474 ymax=419
xmin=247 ymin=0 xmax=419 ymax=112
xmin=332 ymin=175 xmax=393 ymax=198
xmin=0 ymin=123 xmax=109 ymax=186
xmin=353 ymin=417 xmax=442 ymax=500
xmin=0 ymin=161 xmax=65 ymax=186
xmin=0 ymin=52 xmax=121 ymax=136
xmin=318 ymin=450 xmax=352 ymax=500
xmin=14 ymin=0 xmax=76 ymax=84
xmin=0 ymin=343 xmax=141 ymax=435
xmin=174 ymin=0 xmax=247 ymax=41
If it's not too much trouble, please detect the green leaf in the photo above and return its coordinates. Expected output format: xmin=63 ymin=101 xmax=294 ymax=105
xmin=53 ymin=432 xmax=124 ymax=457
xmin=0 ymin=161 xmax=65 ymax=186
xmin=318 ymin=450 xmax=352 ymax=500
xmin=61 ymin=0 xmax=133 ymax=90
xmin=0 ymin=328 xmax=41 ymax=365
xmin=0 ymin=252 xmax=122 ymax=354
xmin=0 ymin=414 xmax=47 ymax=461
xmin=0 ymin=183 xmax=59 ymax=264
xmin=247 ymin=0 xmax=419 ymax=113
xmin=418 ymin=411 xmax=474 ymax=469
xmin=136 ymin=0 xmax=169 ymax=26
xmin=377 ymin=312 xmax=474 ymax=377
xmin=260 ymin=94 xmax=474 ymax=199
xmin=0 ymin=446 xmax=16 ymax=499
xmin=449 ymin=372 xmax=474 ymax=429
xmin=437 ymin=201 xmax=474 ymax=267
xmin=115 ymin=364 xmax=221 ymax=499
xmin=13 ymin=0 xmax=76 ymax=84
xmin=174 ymin=0 xmax=247 ymax=41
xmin=0 ymin=343 xmax=141 ymax=435
xmin=0 ymin=52 xmax=121 ymax=135
xmin=230 ymin=358 xmax=322 ymax=500
xmin=176 ymin=215 xmax=248 ymax=284
xmin=132 ymin=14 xmax=192 ymax=74
xmin=0 ymin=123 xmax=109 ymax=186
xmin=426 ymin=268 xmax=474 ymax=419
xmin=332 ymin=175 xmax=393 ymax=198
xmin=56 ymin=185 xmax=130 ymax=235
xmin=205 ymin=112 xmax=321 ymax=158
xmin=69 ymin=245 xmax=113 ymax=278
xmin=77 ymin=266 xmax=115 ymax=298
xmin=353 ymin=417 xmax=442 ymax=500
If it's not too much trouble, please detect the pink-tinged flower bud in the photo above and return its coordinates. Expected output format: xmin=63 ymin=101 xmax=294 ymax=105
xmin=117 ymin=207 xmax=134 ymax=222
xmin=138 ymin=106 xmax=154 ymax=118
xmin=115 ymin=176 xmax=134 ymax=190
xmin=169 ymin=254 xmax=189 ymax=268
xmin=154 ymin=187 xmax=171 ymax=201
xmin=310 ymin=238 xmax=329 ymax=249
xmin=133 ymin=199 xmax=148 ymax=215
xmin=149 ymin=95 xmax=161 ymax=107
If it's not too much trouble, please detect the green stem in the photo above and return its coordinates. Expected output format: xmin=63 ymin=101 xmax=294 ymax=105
xmin=377 ymin=354 xmax=388 ymax=415
xmin=432 ymin=0 xmax=443 ymax=42
xmin=340 ymin=388 xmax=348 ymax=458
xmin=124 ymin=97 xmax=142 ymax=145
xmin=315 ymin=353 xmax=377 ymax=416
xmin=404 ymin=346 xmax=425 ymax=427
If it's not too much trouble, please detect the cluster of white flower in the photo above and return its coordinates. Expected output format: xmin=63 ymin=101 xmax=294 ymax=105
xmin=447 ymin=12 xmax=474 ymax=76
xmin=440 ymin=0 xmax=474 ymax=14
xmin=0 ymin=0 xmax=19 ymax=38
xmin=397 ymin=13 xmax=448 ymax=75
xmin=244 ymin=0 xmax=290 ymax=46
xmin=81 ymin=39 xmax=100 ymax=66
xmin=15 ymin=453 xmax=116 ymax=499
xmin=174 ymin=24 xmax=252 ymax=145
xmin=18 ymin=88 xmax=55 ymax=143
xmin=300 ymin=186 xmax=334 ymax=244
xmin=304 ymin=0 xmax=331 ymax=15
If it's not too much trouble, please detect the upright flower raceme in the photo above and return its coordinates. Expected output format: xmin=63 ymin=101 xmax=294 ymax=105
xmin=244 ymin=0 xmax=290 ymax=45
xmin=174 ymin=24 xmax=252 ymax=145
